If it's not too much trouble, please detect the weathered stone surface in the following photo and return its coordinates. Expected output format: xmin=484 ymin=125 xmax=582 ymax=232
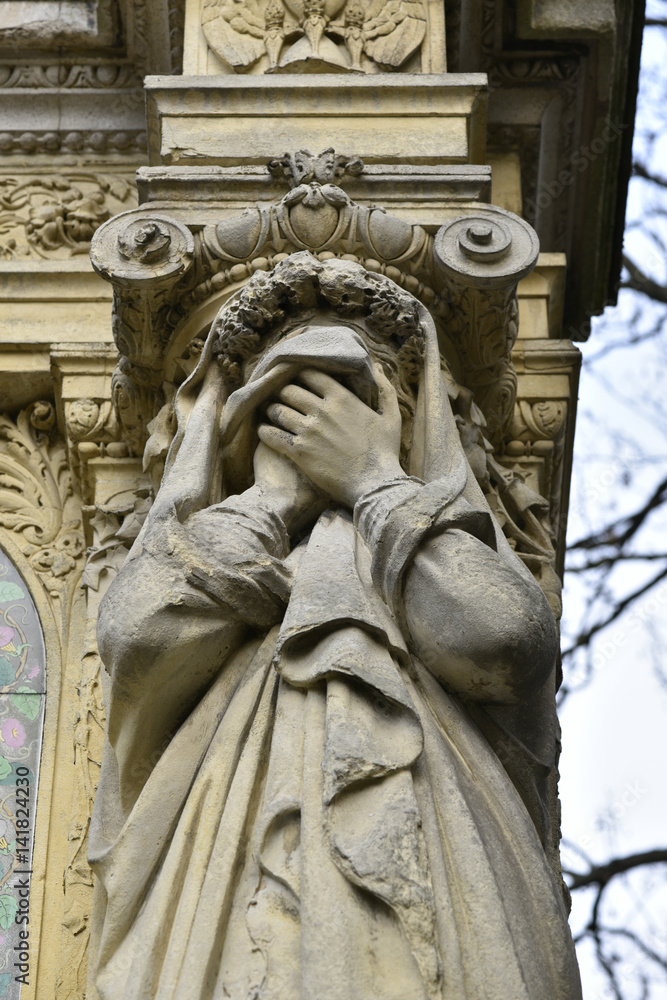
xmin=184 ymin=0 xmax=446 ymax=75
xmin=144 ymin=74 xmax=488 ymax=167
xmin=199 ymin=0 xmax=426 ymax=74
xmin=87 ymin=252 xmax=582 ymax=1000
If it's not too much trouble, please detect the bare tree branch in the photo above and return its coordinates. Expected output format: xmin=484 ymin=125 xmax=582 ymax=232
xmin=601 ymin=927 xmax=667 ymax=972
xmin=593 ymin=927 xmax=625 ymax=1000
xmin=583 ymin=322 xmax=666 ymax=364
xmin=632 ymin=161 xmax=667 ymax=185
xmin=569 ymin=475 xmax=667 ymax=552
xmin=561 ymin=566 xmax=667 ymax=656
xmin=623 ymin=254 xmax=667 ymax=303
xmin=567 ymin=552 xmax=667 ymax=571
xmin=568 ymin=850 xmax=667 ymax=891
xmin=560 ymin=17 xmax=667 ymax=1000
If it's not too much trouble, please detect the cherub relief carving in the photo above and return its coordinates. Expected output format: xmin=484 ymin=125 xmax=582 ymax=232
xmin=201 ymin=0 xmax=426 ymax=73
xmin=88 ymin=254 xmax=582 ymax=1000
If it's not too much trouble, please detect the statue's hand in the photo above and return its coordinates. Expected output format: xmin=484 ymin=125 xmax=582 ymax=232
xmin=257 ymin=366 xmax=406 ymax=509
xmin=252 ymin=440 xmax=326 ymax=534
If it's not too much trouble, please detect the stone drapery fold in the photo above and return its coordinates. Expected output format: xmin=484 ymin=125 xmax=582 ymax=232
xmin=88 ymin=279 xmax=581 ymax=1000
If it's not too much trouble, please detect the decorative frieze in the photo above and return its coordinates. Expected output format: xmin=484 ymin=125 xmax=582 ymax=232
xmin=0 ymin=64 xmax=143 ymax=90
xmin=0 ymin=131 xmax=146 ymax=161
xmin=0 ymin=174 xmax=137 ymax=260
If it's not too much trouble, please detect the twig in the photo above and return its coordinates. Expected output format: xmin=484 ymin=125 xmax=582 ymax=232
xmin=561 ymin=566 xmax=667 ymax=656
xmin=568 ymin=849 xmax=667 ymax=890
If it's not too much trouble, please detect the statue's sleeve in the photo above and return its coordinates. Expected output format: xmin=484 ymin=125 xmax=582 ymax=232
xmin=354 ymin=479 xmax=558 ymax=704
xmin=97 ymin=494 xmax=292 ymax=813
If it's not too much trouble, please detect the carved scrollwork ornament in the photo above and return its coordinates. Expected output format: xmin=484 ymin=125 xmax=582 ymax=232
xmin=90 ymin=209 xmax=195 ymax=287
xmin=434 ymin=208 xmax=539 ymax=288
xmin=0 ymin=173 xmax=137 ymax=260
xmin=509 ymin=400 xmax=568 ymax=451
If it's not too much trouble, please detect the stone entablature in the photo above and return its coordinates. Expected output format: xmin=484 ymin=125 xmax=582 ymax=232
xmin=144 ymin=73 xmax=488 ymax=167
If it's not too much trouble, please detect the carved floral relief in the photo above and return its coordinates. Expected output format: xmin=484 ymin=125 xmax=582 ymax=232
xmin=0 ymin=174 xmax=136 ymax=260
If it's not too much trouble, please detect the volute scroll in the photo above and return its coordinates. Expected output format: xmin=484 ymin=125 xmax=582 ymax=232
xmin=434 ymin=206 xmax=540 ymax=289
xmin=89 ymin=209 xmax=195 ymax=287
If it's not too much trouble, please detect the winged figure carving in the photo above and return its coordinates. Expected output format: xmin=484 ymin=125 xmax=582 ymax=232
xmin=201 ymin=0 xmax=427 ymax=73
xmin=362 ymin=0 xmax=426 ymax=69
xmin=202 ymin=0 xmax=270 ymax=69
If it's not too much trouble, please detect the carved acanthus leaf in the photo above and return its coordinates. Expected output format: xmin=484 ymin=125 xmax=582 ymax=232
xmin=442 ymin=283 xmax=519 ymax=447
xmin=486 ymin=454 xmax=562 ymax=619
xmin=81 ymin=497 xmax=152 ymax=592
xmin=0 ymin=404 xmax=66 ymax=546
xmin=0 ymin=404 xmax=85 ymax=607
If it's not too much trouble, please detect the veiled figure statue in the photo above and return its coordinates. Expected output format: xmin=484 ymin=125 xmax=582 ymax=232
xmin=88 ymin=253 xmax=582 ymax=1000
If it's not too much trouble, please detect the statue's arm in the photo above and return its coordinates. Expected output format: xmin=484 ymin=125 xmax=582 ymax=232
xmin=97 ymin=488 xmax=292 ymax=814
xmin=258 ymin=363 xmax=557 ymax=702
xmin=356 ymin=482 xmax=559 ymax=703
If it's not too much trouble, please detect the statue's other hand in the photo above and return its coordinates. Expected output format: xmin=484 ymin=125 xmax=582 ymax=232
xmin=257 ymin=366 xmax=406 ymax=509
xmin=252 ymin=440 xmax=326 ymax=534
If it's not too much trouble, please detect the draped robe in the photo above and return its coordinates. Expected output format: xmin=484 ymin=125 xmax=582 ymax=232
xmin=88 ymin=318 xmax=583 ymax=1000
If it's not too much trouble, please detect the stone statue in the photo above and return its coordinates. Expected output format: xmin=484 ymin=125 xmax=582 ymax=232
xmin=88 ymin=253 xmax=582 ymax=999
